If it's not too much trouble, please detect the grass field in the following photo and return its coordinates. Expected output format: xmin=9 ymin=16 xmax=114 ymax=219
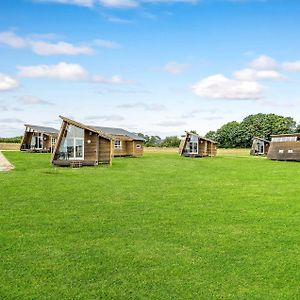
xmin=1 ymin=151 xmax=300 ymax=299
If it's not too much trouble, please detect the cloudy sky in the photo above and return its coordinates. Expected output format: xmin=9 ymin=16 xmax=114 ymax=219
xmin=1 ymin=0 xmax=300 ymax=137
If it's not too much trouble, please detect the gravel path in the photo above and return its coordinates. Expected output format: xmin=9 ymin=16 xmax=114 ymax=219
xmin=0 ymin=151 xmax=14 ymax=171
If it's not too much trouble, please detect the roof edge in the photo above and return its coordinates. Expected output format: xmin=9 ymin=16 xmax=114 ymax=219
xmin=59 ymin=116 xmax=113 ymax=140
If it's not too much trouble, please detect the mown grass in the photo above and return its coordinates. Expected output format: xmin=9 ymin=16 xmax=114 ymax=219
xmin=0 ymin=151 xmax=300 ymax=299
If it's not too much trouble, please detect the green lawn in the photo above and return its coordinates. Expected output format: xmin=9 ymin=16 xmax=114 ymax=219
xmin=1 ymin=151 xmax=300 ymax=299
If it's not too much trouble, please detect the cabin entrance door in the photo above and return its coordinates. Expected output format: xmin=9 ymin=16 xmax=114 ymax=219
xmin=256 ymin=141 xmax=264 ymax=155
xmin=189 ymin=142 xmax=198 ymax=154
xmin=31 ymin=133 xmax=43 ymax=149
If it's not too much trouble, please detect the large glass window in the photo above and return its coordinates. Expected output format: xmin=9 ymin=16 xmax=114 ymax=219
xmin=58 ymin=125 xmax=84 ymax=160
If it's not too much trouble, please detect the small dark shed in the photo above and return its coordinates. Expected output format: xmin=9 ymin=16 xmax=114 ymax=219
xmin=267 ymin=133 xmax=300 ymax=161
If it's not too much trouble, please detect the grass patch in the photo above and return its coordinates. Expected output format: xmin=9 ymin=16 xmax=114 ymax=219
xmin=1 ymin=151 xmax=300 ymax=299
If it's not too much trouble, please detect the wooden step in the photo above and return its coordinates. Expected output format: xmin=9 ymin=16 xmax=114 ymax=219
xmin=70 ymin=161 xmax=83 ymax=168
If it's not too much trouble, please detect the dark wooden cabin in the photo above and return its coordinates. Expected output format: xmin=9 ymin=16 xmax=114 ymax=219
xmin=179 ymin=131 xmax=217 ymax=157
xmin=20 ymin=124 xmax=58 ymax=153
xmin=91 ymin=126 xmax=144 ymax=157
xmin=250 ymin=137 xmax=270 ymax=156
xmin=52 ymin=116 xmax=113 ymax=167
xmin=267 ymin=133 xmax=300 ymax=161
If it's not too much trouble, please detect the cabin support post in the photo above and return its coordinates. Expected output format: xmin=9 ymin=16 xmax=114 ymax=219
xmin=96 ymin=135 xmax=99 ymax=164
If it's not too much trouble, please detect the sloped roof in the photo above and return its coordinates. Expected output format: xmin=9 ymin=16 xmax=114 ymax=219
xmin=253 ymin=137 xmax=270 ymax=143
xmin=186 ymin=131 xmax=217 ymax=144
xmin=90 ymin=126 xmax=145 ymax=141
xmin=59 ymin=116 xmax=112 ymax=140
xmin=25 ymin=124 xmax=59 ymax=134
xmin=271 ymin=133 xmax=300 ymax=138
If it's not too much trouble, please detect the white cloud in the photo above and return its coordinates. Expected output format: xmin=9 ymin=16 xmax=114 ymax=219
xmin=282 ymin=60 xmax=300 ymax=72
xmin=0 ymin=118 xmax=24 ymax=123
xmin=17 ymin=62 xmax=88 ymax=80
xmin=163 ymin=62 xmax=189 ymax=74
xmin=0 ymin=31 xmax=27 ymax=48
xmin=35 ymin=0 xmax=94 ymax=7
xmin=0 ymin=31 xmax=95 ymax=56
xmin=250 ymin=55 xmax=278 ymax=70
xmin=234 ymin=68 xmax=285 ymax=81
xmin=192 ymin=74 xmax=264 ymax=100
xmin=93 ymin=39 xmax=120 ymax=49
xmin=99 ymin=0 xmax=138 ymax=7
xmin=104 ymin=15 xmax=134 ymax=24
xmin=92 ymin=74 xmax=134 ymax=84
xmin=118 ymin=102 xmax=165 ymax=111
xmin=30 ymin=41 xmax=93 ymax=55
xmin=35 ymin=0 xmax=198 ymax=7
xmin=19 ymin=95 xmax=53 ymax=105
xmin=85 ymin=115 xmax=125 ymax=121
xmin=0 ymin=73 xmax=19 ymax=91
xmin=156 ymin=120 xmax=187 ymax=127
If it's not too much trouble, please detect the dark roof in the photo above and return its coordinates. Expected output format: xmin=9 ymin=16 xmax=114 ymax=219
xmin=25 ymin=124 xmax=59 ymax=134
xmin=90 ymin=126 xmax=144 ymax=141
xmin=271 ymin=133 xmax=300 ymax=137
xmin=253 ymin=137 xmax=270 ymax=143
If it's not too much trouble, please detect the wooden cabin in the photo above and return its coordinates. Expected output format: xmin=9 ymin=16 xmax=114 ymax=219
xmin=250 ymin=137 xmax=270 ymax=156
xmin=179 ymin=131 xmax=217 ymax=157
xmin=52 ymin=116 xmax=144 ymax=167
xmin=267 ymin=133 xmax=300 ymax=161
xmin=52 ymin=116 xmax=113 ymax=167
xmin=90 ymin=126 xmax=144 ymax=157
xmin=20 ymin=124 xmax=58 ymax=153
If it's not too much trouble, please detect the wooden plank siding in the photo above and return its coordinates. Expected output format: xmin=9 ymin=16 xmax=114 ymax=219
xmin=98 ymin=138 xmax=111 ymax=163
xmin=84 ymin=130 xmax=98 ymax=162
xmin=112 ymin=139 xmax=144 ymax=157
xmin=267 ymin=141 xmax=300 ymax=161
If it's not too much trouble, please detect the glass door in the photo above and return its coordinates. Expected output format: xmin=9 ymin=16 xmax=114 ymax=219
xmin=189 ymin=142 xmax=198 ymax=154
xmin=75 ymin=139 xmax=84 ymax=159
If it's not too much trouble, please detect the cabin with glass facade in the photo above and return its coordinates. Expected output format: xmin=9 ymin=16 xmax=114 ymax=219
xmin=179 ymin=131 xmax=217 ymax=157
xmin=267 ymin=133 xmax=300 ymax=161
xmin=250 ymin=137 xmax=270 ymax=156
xmin=52 ymin=116 xmax=113 ymax=167
xmin=20 ymin=124 xmax=58 ymax=153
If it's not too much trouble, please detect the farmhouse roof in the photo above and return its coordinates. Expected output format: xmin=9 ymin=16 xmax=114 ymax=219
xmin=25 ymin=124 xmax=59 ymax=134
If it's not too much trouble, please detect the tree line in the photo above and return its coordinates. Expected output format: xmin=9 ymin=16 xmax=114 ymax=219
xmin=137 ymin=134 xmax=181 ymax=148
xmin=205 ymin=113 xmax=299 ymax=148
xmin=0 ymin=136 xmax=22 ymax=143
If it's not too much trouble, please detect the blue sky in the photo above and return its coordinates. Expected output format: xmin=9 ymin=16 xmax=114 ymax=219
xmin=1 ymin=0 xmax=300 ymax=137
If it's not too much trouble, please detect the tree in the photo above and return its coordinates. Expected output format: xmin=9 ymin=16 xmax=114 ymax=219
xmin=205 ymin=113 xmax=297 ymax=148
xmin=240 ymin=113 xmax=296 ymax=147
xmin=215 ymin=121 xmax=243 ymax=148
xmin=160 ymin=136 xmax=181 ymax=147
xmin=205 ymin=130 xmax=217 ymax=141
xmin=138 ymin=133 xmax=162 ymax=147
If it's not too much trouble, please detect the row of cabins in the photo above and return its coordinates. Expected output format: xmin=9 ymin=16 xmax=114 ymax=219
xmin=20 ymin=117 xmax=300 ymax=165
xmin=21 ymin=116 xmax=144 ymax=166
xmin=251 ymin=134 xmax=300 ymax=161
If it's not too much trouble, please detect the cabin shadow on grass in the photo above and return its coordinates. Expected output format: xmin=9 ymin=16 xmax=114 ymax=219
xmin=1 ymin=151 xmax=300 ymax=299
